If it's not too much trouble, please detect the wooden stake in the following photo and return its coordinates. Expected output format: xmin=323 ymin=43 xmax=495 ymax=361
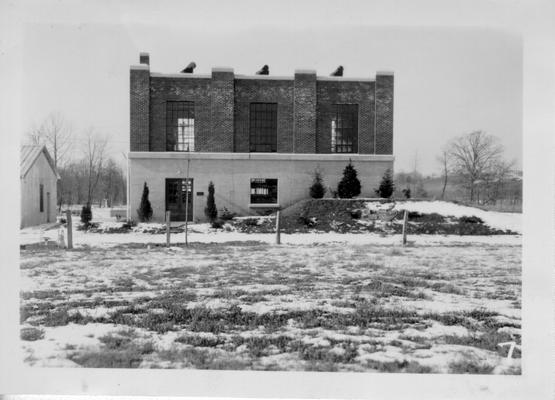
xmin=402 ymin=209 xmax=408 ymax=246
xmin=184 ymin=156 xmax=190 ymax=247
xmin=66 ymin=209 xmax=73 ymax=249
xmin=166 ymin=211 xmax=171 ymax=247
xmin=275 ymin=210 xmax=281 ymax=245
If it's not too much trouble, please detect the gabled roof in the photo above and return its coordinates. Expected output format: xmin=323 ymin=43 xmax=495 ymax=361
xmin=20 ymin=145 xmax=60 ymax=179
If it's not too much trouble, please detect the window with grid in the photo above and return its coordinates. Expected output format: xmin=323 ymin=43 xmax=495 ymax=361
xmin=249 ymin=103 xmax=277 ymax=152
xmin=250 ymin=178 xmax=278 ymax=204
xmin=166 ymin=101 xmax=195 ymax=151
xmin=331 ymin=104 xmax=358 ymax=153
xmin=39 ymin=184 xmax=44 ymax=212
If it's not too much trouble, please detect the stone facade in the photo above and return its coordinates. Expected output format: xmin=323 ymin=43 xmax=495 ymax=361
xmin=129 ymin=53 xmax=394 ymax=222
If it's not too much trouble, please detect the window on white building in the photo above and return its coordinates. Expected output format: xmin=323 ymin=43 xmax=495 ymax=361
xmin=250 ymin=178 xmax=278 ymax=203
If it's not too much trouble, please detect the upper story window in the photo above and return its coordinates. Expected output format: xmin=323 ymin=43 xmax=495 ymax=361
xmin=249 ymin=103 xmax=277 ymax=152
xmin=166 ymin=101 xmax=195 ymax=151
xmin=331 ymin=104 xmax=358 ymax=153
xmin=250 ymin=178 xmax=278 ymax=204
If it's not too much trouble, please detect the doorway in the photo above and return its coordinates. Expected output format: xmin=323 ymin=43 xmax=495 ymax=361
xmin=165 ymin=178 xmax=193 ymax=221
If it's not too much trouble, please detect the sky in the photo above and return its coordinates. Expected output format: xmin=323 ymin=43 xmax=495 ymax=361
xmin=18 ymin=1 xmax=522 ymax=175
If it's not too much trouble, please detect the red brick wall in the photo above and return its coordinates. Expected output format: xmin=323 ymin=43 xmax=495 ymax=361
xmin=375 ymin=73 xmax=394 ymax=155
xmin=234 ymin=78 xmax=294 ymax=153
xmin=130 ymin=67 xmax=150 ymax=151
xmin=316 ymin=80 xmax=375 ymax=154
xmin=130 ymin=63 xmax=393 ymax=155
xmin=293 ymin=71 xmax=317 ymax=153
xmin=148 ymin=76 xmax=211 ymax=152
xmin=210 ymin=69 xmax=234 ymax=152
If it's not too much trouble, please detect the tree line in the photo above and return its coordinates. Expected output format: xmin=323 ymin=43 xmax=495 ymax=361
xmin=397 ymin=130 xmax=521 ymax=208
xmin=26 ymin=112 xmax=126 ymax=210
xmin=306 ymin=130 xmax=521 ymax=209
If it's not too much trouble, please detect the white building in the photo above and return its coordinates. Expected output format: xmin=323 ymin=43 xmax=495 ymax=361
xmin=20 ymin=145 xmax=60 ymax=228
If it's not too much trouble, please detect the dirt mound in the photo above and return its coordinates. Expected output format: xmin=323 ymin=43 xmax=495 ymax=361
xmin=233 ymin=199 xmax=517 ymax=235
xmin=279 ymin=199 xmax=384 ymax=233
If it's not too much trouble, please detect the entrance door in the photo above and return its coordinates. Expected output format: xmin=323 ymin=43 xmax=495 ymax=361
xmin=46 ymin=192 xmax=51 ymax=223
xmin=165 ymin=178 xmax=193 ymax=221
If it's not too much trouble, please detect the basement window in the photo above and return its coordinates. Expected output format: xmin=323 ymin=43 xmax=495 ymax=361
xmin=250 ymin=178 xmax=278 ymax=204
xmin=166 ymin=101 xmax=195 ymax=151
xmin=331 ymin=104 xmax=358 ymax=153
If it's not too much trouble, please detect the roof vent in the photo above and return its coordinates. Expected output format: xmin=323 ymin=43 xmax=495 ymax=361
xmin=256 ymin=65 xmax=269 ymax=75
xmin=330 ymin=65 xmax=344 ymax=77
xmin=181 ymin=62 xmax=197 ymax=73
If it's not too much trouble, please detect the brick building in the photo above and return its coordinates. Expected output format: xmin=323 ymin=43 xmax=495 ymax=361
xmin=129 ymin=52 xmax=394 ymax=222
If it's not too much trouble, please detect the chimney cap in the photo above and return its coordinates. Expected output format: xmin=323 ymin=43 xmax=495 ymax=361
xmin=211 ymin=67 xmax=234 ymax=73
xmin=139 ymin=52 xmax=150 ymax=66
xmin=294 ymin=69 xmax=317 ymax=75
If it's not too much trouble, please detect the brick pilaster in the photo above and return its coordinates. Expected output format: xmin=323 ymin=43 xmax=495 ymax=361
xmin=375 ymin=72 xmax=394 ymax=155
xmin=293 ymin=70 xmax=317 ymax=153
xmin=130 ymin=61 xmax=150 ymax=151
xmin=210 ymin=67 xmax=235 ymax=152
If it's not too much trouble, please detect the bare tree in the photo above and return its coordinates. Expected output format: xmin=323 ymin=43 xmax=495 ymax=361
xmin=437 ymin=148 xmax=451 ymax=200
xmin=27 ymin=112 xmax=75 ymax=211
xmin=83 ymin=129 xmax=108 ymax=205
xmin=59 ymin=159 xmax=88 ymax=207
xmin=447 ymin=131 xmax=503 ymax=202
xmin=100 ymin=158 xmax=126 ymax=207
xmin=27 ymin=112 xmax=73 ymax=170
xmin=479 ymin=159 xmax=516 ymax=205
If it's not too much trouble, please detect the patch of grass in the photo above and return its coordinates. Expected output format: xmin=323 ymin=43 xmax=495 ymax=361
xmin=20 ymin=327 xmax=44 ymax=341
xmin=213 ymin=289 xmax=248 ymax=299
xmin=410 ymin=290 xmax=433 ymax=300
xmin=149 ymin=289 xmax=197 ymax=308
xmin=365 ymin=359 xmax=432 ymax=373
xmin=20 ymin=302 xmax=57 ymax=323
xmin=158 ymin=347 xmax=250 ymax=370
xmin=98 ymin=332 xmax=137 ymax=350
xmin=42 ymin=308 xmax=94 ymax=326
xmin=112 ymin=277 xmax=135 ymax=290
xmin=240 ymin=293 xmax=269 ymax=303
xmin=69 ymin=330 xmax=154 ymax=368
xmin=175 ymin=335 xmax=225 ymax=347
xmin=448 ymin=358 xmax=495 ymax=374
xmin=464 ymin=308 xmax=499 ymax=321
xmin=431 ymin=282 xmax=466 ymax=295
xmin=231 ymin=335 xmax=294 ymax=357
xmin=424 ymin=312 xmax=472 ymax=328
xmin=70 ymin=345 xmax=152 ymax=368
xmin=443 ymin=329 xmax=521 ymax=358
xmin=42 ymin=308 xmax=71 ymax=326
xmin=21 ymin=290 xmax=65 ymax=301
xmin=296 ymin=342 xmax=359 ymax=364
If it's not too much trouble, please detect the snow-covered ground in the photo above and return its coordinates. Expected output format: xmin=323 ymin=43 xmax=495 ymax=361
xmin=393 ymin=201 xmax=522 ymax=234
xmin=19 ymin=201 xmax=521 ymax=373
xmin=20 ymin=223 xmax=521 ymax=248
xmin=20 ymin=240 xmax=521 ymax=373
xmin=21 ymin=200 xmax=521 ymax=248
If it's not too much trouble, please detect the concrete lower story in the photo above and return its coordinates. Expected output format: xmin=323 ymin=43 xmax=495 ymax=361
xmin=128 ymin=152 xmax=394 ymax=222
